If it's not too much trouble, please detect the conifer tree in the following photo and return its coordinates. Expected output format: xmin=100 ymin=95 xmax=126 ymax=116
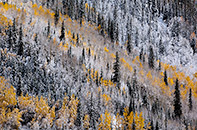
xmin=7 ymin=25 xmax=12 ymax=49
xmin=139 ymin=48 xmax=143 ymax=61
xmin=148 ymin=46 xmax=155 ymax=69
xmin=189 ymin=88 xmax=192 ymax=111
xmin=59 ymin=21 xmax=65 ymax=41
xmin=76 ymin=33 xmax=79 ymax=46
xmin=112 ymin=52 xmax=120 ymax=89
xmin=155 ymin=121 xmax=159 ymax=130
xmin=47 ymin=21 xmax=50 ymax=37
xmin=54 ymin=6 xmax=59 ymax=26
xmin=173 ymin=79 xmax=182 ymax=118
xmin=18 ymin=24 xmax=23 ymax=56
xmin=82 ymin=48 xmax=85 ymax=63
xmin=75 ymin=99 xmax=81 ymax=127
xmin=159 ymin=38 xmax=164 ymax=55
xmin=164 ymin=70 xmax=168 ymax=86
xmin=127 ymin=33 xmax=132 ymax=54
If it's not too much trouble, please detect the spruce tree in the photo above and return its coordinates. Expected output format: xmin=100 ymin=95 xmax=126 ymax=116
xmin=164 ymin=70 xmax=168 ymax=86
xmin=139 ymin=48 xmax=143 ymax=61
xmin=155 ymin=121 xmax=159 ymax=130
xmin=75 ymin=99 xmax=81 ymax=127
xmin=18 ymin=24 xmax=23 ymax=56
xmin=112 ymin=51 xmax=120 ymax=89
xmin=59 ymin=21 xmax=65 ymax=41
xmin=126 ymin=33 xmax=132 ymax=54
xmin=174 ymin=79 xmax=182 ymax=118
xmin=148 ymin=46 xmax=155 ymax=69
xmin=189 ymin=88 xmax=192 ymax=111
xmin=47 ymin=21 xmax=50 ymax=37
xmin=54 ymin=6 xmax=59 ymax=26
xmin=159 ymin=38 xmax=164 ymax=55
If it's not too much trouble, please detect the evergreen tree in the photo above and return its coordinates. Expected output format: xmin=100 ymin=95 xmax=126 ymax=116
xmin=75 ymin=99 xmax=82 ymax=127
xmin=173 ymin=79 xmax=182 ymax=118
xmin=99 ymin=68 xmax=103 ymax=85
xmin=158 ymin=60 xmax=161 ymax=71
xmin=76 ymin=33 xmax=79 ymax=46
xmin=18 ymin=24 xmax=23 ymax=56
xmin=159 ymin=38 xmax=164 ymax=55
xmin=59 ymin=21 xmax=65 ymax=41
xmin=189 ymin=88 xmax=192 ymax=111
xmin=54 ymin=6 xmax=59 ymax=26
xmin=126 ymin=33 xmax=132 ymax=54
xmin=164 ymin=70 xmax=168 ymax=86
xmin=47 ymin=21 xmax=50 ymax=37
xmin=139 ymin=48 xmax=143 ymax=61
xmin=7 ymin=25 xmax=12 ymax=49
xmin=155 ymin=121 xmax=159 ymax=130
xmin=148 ymin=46 xmax=155 ymax=69
xmin=112 ymin=52 xmax=120 ymax=89
xmin=82 ymin=48 xmax=85 ymax=63
xmin=135 ymin=28 xmax=138 ymax=47
xmin=148 ymin=120 xmax=154 ymax=130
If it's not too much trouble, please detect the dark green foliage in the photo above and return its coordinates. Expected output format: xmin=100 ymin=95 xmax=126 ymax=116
xmin=76 ymin=33 xmax=79 ymax=46
xmin=148 ymin=46 xmax=155 ymax=69
xmin=189 ymin=88 xmax=192 ymax=111
xmin=164 ymin=70 xmax=168 ymax=86
xmin=47 ymin=21 xmax=50 ymax=37
xmin=174 ymin=79 xmax=182 ymax=119
xmin=75 ymin=99 xmax=82 ymax=127
xmin=59 ymin=21 xmax=65 ymax=41
xmin=148 ymin=120 xmax=154 ymax=130
xmin=18 ymin=24 xmax=23 ymax=56
xmin=139 ymin=48 xmax=143 ymax=61
xmin=155 ymin=121 xmax=159 ymax=130
xmin=127 ymin=33 xmax=132 ymax=54
xmin=159 ymin=38 xmax=164 ymax=55
xmin=112 ymin=52 xmax=120 ymax=89
xmin=54 ymin=6 xmax=59 ymax=26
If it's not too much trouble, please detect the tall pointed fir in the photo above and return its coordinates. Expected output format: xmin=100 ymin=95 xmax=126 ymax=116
xmin=59 ymin=20 xmax=65 ymax=41
xmin=127 ymin=33 xmax=132 ymax=54
xmin=173 ymin=79 xmax=182 ymax=119
xmin=189 ymin=88 xmax=192 ymax=111
xmin=164 ymin=70 xmax=168 ymax=86
xmin=112 ymin=52 xmax=120 ymax=89
xmin=54 ymin=6 xmax=59 ymax=26
xmin=148 ymin=46 xmax=155 ymax=69
xmin=18 ymin=24 xmax=23 ymax=56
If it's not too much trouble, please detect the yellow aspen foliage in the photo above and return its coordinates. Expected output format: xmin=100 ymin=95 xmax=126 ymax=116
xmin=18 ymin=93 xmax=33 ymax=109
xmin=0 ymin=77 xmax=22 ymax=128
xmin=169 ymin=78 xmax=174 ymax=86
xmin=104 ymin=47 xmax=109 ymax=52
xmin=181 ymin=89 xmax=187 ymax=100
xmin=120 ymin=58 xmax=126 ymax=63
xmin=85 ymin=3 xmax=89 ymax=9
xmin=134 ymin=112 xmax=145 ymax=130
xmin=146 ymin=71 xmax=152 ymax=80
xmin=140 ymin=62 xmax=143 ymax=68
xmin=115 ymin=113 xmax=123 ymax=129
xmin=139 ymin=70 xmax=144 ymax=76
xmin=123 ymin=107 xmax=134 ymax=129
xmin=128 ymin=65 xmax=133 ymax=72
xmin=35 ymin=96 xmax=50 ymax=117
xmin=102 ymin=94 xmax=111 ymax=106
xmin=193 ymin=72 xmax=197 ymax=79
xmin=97 ymin=25 xmax=101 ymax=31
xmin=100 ymin=111 xmax=113 ymax=130
xmin=83 ymin=114 xmax=90 ymax=129
xmin=98 ymin=114 xmax=104 ymax=130
xmin=110 ymin=53 xmax=116 ymax=58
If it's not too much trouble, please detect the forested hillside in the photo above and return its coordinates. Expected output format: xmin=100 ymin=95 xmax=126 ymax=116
xmin=0 ymin=0 xmax=197 ymax=129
